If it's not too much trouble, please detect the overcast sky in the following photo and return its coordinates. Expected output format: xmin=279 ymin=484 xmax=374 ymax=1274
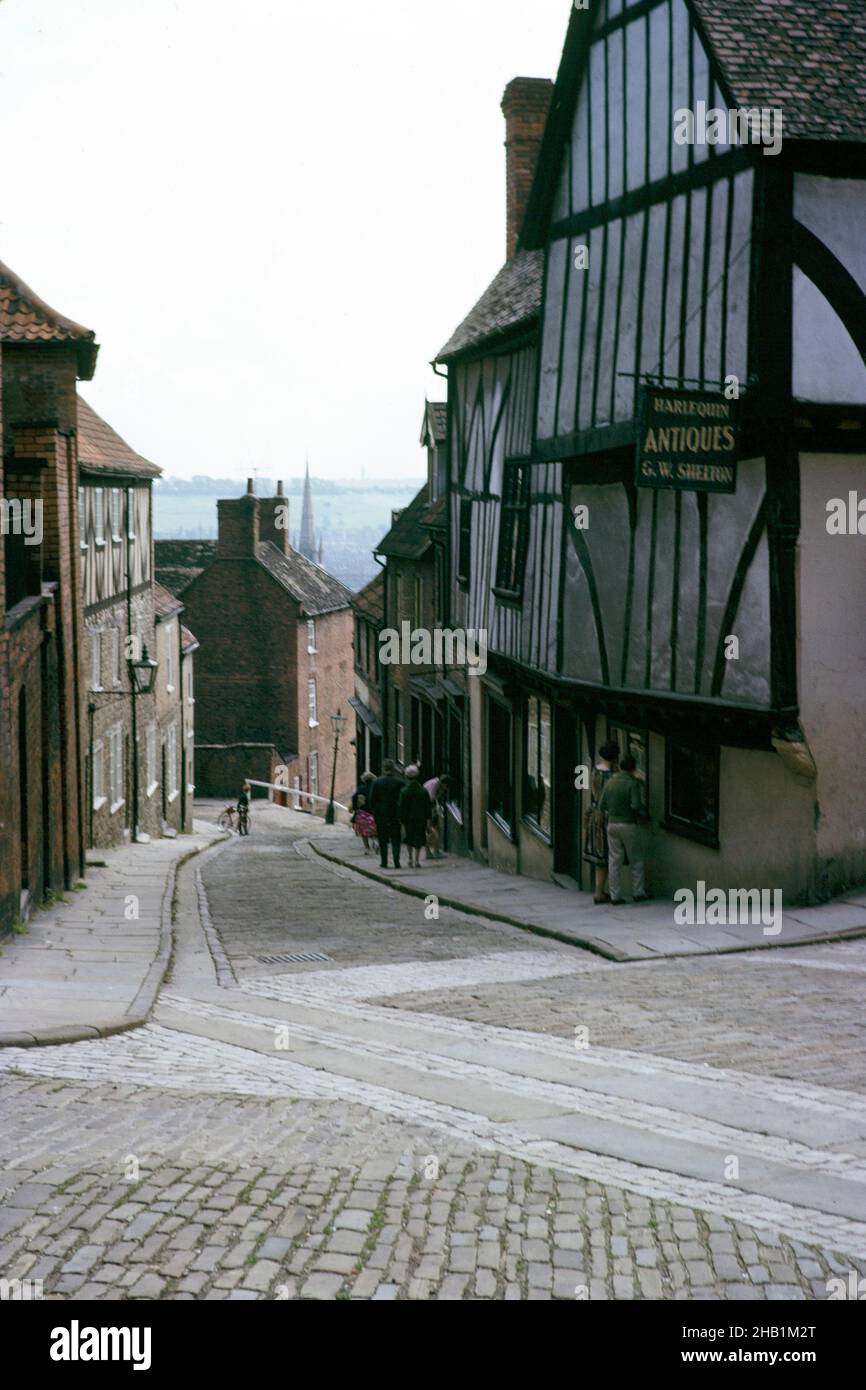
xmin=0 ymin=0 xmax=568 ymax=481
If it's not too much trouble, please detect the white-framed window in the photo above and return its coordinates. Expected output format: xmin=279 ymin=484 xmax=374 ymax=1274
xmin=166 ymin=723 xmax=179 ymax=801
xmin=109 ymin=628 xmax=121 ymax=687
xmin=309 ymin=751 xmax=319 ymax=799
xmin=145 ymin=723 xmax=158 ymax=797
xmin=110 ymin=488 xmax=122 ymax=542
xmin=164 ymin=621 xmax=175 ymax=692
xmin=78 ymin=486 xmax=87 ymax=550
xmin=94 ymin=489 xmax=105 ymax=546
xmin=308 ymin=677 xmax=318 ymax=726
xmin=92 ymin=740 xmax=105 ymax=810
xmin=90 ymin=630 xmax=102 ymax=691
xmin=108 ymin=724 xmax=124 ymax=812
xmin=127 ymin=487 xmax=136 ymax=543
xmin=307 ymin=618 xmax=317 ymax=654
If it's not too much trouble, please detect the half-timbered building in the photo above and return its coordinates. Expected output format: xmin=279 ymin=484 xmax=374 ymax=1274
xmin=436 ymin=1 xmax=866 ymax=903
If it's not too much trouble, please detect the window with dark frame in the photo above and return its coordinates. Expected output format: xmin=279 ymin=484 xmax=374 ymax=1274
xmin=665 ymin=738 xmax=720 ymax=845
xmin=487 ymin=696 xmax=513 ymax=832
xmin=457 ymin=499 xmax=472 ymax=586
xmin=608 ymin=723 xmax=648 ymax=789
xmin=495 ymin=459 xmax=531 ymax=597
xmin=523 ymin=695 xmax=552 ymax=838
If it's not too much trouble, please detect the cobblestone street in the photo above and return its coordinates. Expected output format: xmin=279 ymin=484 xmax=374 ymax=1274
xmin=2 ymin=805 xmax=865 ymax=1301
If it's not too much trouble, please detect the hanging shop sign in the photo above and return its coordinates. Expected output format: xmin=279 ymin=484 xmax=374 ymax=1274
xmin=636 ymin=387 xmax=738 ymax=494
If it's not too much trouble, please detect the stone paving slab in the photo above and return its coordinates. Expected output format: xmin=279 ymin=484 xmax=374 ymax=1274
xmin=0 ymin=823 xmax=222 ymax=1047
xmin=305 ymin=820 xmax=866 ymax=963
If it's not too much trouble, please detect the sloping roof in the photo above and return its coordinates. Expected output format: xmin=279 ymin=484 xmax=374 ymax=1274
xmin=420 ymin=399 xmax=448 ymax=445
xmin=420 ymin=494 xmax=447 ymax=532
xmin=376 ymin=484 xmax=433 ymax=560
xmin=152 ymin=580 xmax=184 ymax=621
xmin=435 ymin=250 xmax=543 ymax=362
xmin=256 ymin=541 xmax=352 ymax=617
xmin=692 ymin=0 xmax=866 ymax=142
xmin=352 ymin=569 xmax=385 ymax=625
xmin=181 ymin=624 xmax=199 ymax=654
xmin=0 ymin=259 xmax=98 ymax=378
xmin=77 ymin=396 xmax=161 ymax=480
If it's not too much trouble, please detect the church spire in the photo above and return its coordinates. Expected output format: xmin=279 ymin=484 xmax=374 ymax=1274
xmin=299 ymin=458 xmax=316 ymax=561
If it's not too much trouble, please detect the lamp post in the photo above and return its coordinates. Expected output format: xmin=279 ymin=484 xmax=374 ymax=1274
xmin=128 ymin=645 xmax=159 ymax=842
xmin=88 ymin=643 xmax=159 ymax=846
xmin=324 ymin=708 xmax=346 ymax=825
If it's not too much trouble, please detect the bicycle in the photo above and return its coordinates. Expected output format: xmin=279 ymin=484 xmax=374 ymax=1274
xmin=218 ymin=806 xmax=238 ymax=832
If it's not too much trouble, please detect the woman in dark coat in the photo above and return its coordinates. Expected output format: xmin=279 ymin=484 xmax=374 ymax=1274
xmin=399 ymin=765 xmax=431 ymax=869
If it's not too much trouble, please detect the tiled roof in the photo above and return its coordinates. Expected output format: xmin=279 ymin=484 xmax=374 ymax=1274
xmin=256 ymin=541 xmax=352 ymax=617
xmin=420 ymin=399 xmax=448 ymax=445
xmin=152 ymin=580 xmax=184 ymax=621
xmin=435 ymin=250 xmax=543 ymax=362
xmin=376 ymin=484 xmax=433 ymax=560
xmin=0 ymin=259 xmax=98 ymax=378
xmin=77 ymin=396 xmax=161 ymax=480
xmin=420 ymin=495 xmax=447 ymax=532
xmin=181 ymin=624 xmax=199 ymax=654
xmin=692 ymin=0 xmax=866 ymax=141
xmin=352 ymin=570 xmax=385 ymax=625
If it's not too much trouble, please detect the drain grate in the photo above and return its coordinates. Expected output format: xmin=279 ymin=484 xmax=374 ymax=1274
xmin=255 ymin=950 xmax=331 ymax=966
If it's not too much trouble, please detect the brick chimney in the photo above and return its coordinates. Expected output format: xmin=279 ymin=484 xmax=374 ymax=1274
xmin=501 ymin=77 xmax=554 ymax=261
xmin=217 ymin=477 xmax=260 ymax=558
xmin=259 ymin=479 xmax=290 ymax=557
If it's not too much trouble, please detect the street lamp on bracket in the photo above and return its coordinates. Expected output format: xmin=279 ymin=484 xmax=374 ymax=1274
xmin=325 ymin=708 xmax=347 ymax=825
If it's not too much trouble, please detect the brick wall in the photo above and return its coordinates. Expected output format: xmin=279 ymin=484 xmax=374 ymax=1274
xmin=501 ymin=77 xmax=554 ymax=261
xmin=181 ymin=560 xmax=300 ymax=759
xmin=295 ymin=607 xmax=356 ymax=811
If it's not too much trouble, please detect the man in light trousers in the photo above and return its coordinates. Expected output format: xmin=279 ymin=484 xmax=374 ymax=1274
xmin=599 ymin=755 xmax=650 ymax=904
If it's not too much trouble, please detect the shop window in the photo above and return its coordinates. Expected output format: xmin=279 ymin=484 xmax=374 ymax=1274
xmin=495 ymin=460 xmax=531 ymax=597
xmin=609 ymin=723 xmax=648 ymax=787
xmin=524 ymin=696 xmax=552 ymax=838
xmin=487 ymin=696 xmax=513 ymax=832
xmin=665 ymin=738 xmax=720 ymax=846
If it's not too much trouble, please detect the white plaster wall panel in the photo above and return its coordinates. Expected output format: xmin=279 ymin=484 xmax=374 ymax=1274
xmin=702 ymin=177 xmax=730 ymax=387
xmin=595 ymin=219 xmax=623 ymax=427
xmin=607 ymin=28 xmax=626 ymax=203
xmin=794 ymin=175 xmax=866 ymax=296
xmin=793 ymin=269 xmax=866 ymax=405
xmin=662 ymin=193 xmax=687 ymax=380
xmin=613 ymin=210 xmax=645 ymax=420
xmin=578 ymin=225 xmax=606 ymax=430
xmin=625 ymin=17 xmax=648 ymax=194
xmin=683 ymin=185 xmax=708 ymax=384
xmin=557 ymin=240 xmax=584 ymax=438
xmin=648 ymin=2 xmax=671 ymax=184
xmin=538 ymin=240 xmax=568 ymax=439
